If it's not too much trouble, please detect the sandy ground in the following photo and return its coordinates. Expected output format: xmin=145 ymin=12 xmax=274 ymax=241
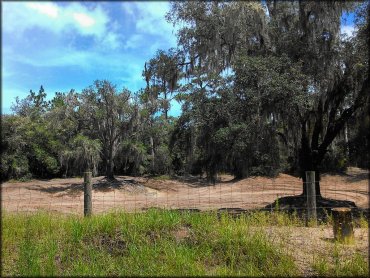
xmin=1 ymin=167 xmax=368 ymax=215
xmin=252 ymin=226 xmax=369 ymax=276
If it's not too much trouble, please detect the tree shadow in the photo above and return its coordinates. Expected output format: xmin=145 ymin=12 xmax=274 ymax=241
xmin=264 ymin=195 xmax=369 ymax=221
xmin=322 ymin=168 xmax=369 ymax=183
xmin=344 ymin=172 xmax=368 ymax=183
xmin=171 ymin=174 xmax=238 ymax=188
xmin=26 ymin=183 xmax=83 ymax=196
xmin=26 ymin=177 xmax=148 ymax=197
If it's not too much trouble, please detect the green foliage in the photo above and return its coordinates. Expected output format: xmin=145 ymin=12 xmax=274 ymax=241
xmin=320 ymin=144 xmax=349 ymax=173
xmin=11 ymin=86 xmax=48 ymax=118
xmin=116 ymin=140 xmax=149 ymax=176
xmin=169 ymin=55 xmax=303 ymax=179
xmin=312 ymin=250 xmax=368 ymax=277
xmin=78 ymin=80 xmax=134 ymax=179
xmin=1 ymin=113 xmax=63 ymax=179
xmin=143 ymin=48 xmax=182 ymax=119
xmin=25 ymin=121 xmax=61 ymax=177
xmin=167 ymin=0 xmax=369 ymax=189
xmin=2 ymin=1 xmax=368 ymax=183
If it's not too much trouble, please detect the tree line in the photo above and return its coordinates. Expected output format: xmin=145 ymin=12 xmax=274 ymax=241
xmin=1 ymin=1 xmax=369 ymax=198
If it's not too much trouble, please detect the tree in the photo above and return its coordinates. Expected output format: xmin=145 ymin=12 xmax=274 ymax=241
xmin=143 ymin=48 xmax=182 ymax=120
xmin=3 ymin=87 xmax=64 ymax=179
xmin=78 ymin=80 xmax=136 ymax=180
xmin=46 ymin=90 xmax=81 ymax=177
xmin=265 ymin=1 xmax=370 ymax=196
xmin=11 ymin=85 xmax=48 ymax=119
xmin=1 ymin=115 xmax=30 ymax=180
xmin=141 ymin=49 xmax=182 ymax=173
xmin=168 ymin=1 xmax=369 ymax=197
xmin=68 ymin=135 xmax=101 ymax=176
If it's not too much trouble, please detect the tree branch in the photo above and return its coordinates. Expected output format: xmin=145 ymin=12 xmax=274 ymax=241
xmin=318 ymin=77 xmax=370 ymax=162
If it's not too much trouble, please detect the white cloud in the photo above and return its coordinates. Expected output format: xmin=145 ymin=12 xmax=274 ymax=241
xmin=134 ymin=2 xmax=172 ymax=34
xmin=73 ymin=12 xmax=96 ymax=28
xmin=100 ymin=32 xmax=121 ymax=50
xmin=341 ymin=25 xmax=356 ymax=38
xmin=124 ymin=34 xmax=144 ymax=50
xmin=3 ymin=2 xmax=118 ymax=47
xmin=26 ymin=2 xmax=59 ymax=18
xmin=122 ymin=2 xmax=177 ymax=47
xmin=9 ymin=46 xmax=110 ymax=70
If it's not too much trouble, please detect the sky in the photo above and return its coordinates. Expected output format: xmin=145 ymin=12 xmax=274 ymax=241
xmin=2 ymin=1 xmax=356 ymax=115
xmin=2 ymin=1 xmax=181 ymax=115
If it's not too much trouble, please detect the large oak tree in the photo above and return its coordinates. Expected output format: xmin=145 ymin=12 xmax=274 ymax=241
xmin=167 ymin=1 xmax=369 ymax=196
xmin=78 ymin=80 xmax=136 ymax=180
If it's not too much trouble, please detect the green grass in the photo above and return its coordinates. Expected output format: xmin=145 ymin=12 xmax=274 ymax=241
xmin=312 ymin=246 xmax=368 ymax=277
xmin=1 ymin=210 xmax=368 ymax=277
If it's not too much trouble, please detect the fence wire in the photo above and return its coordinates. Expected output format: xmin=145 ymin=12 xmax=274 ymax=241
xmin=2 ymin=172 xmax=368 ymax=277
xmin=1 ymin=172 xmax=368 ymax=216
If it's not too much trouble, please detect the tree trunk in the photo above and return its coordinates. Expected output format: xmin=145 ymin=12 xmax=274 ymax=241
xmin=207 ymin=165 xmax=217 ymax=185
xmin=344 ymin=123 xmax=350 ymax=157
xmin=164 ymin=82 xmax=168 ymax=120
xmin=64 ymin=163 xmax=68 ymax=178
xmin=150 ymin=135 xmax=155 ymax=173
xmin=106 ymin=147 xmax=114 ymax=180
xmin=106 ymin=159 xmax=114 ymax=180
xmin=186 ymin=125 xmax=196 ymax=175
xmin=299 ymin=125 xmax=322 ymax=198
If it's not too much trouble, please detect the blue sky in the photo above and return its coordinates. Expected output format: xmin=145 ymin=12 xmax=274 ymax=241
xmin=2 ymin=2 xmax=356 ymax=115
xmin=2 ymin=1 xmax=181 ymax=115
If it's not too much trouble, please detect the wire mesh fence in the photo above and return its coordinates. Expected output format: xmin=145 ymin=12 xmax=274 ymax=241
xmin=2 ymin=171 xmax=369 ymax=277
xmin=2 ymin=170 xmax=368 ymax=217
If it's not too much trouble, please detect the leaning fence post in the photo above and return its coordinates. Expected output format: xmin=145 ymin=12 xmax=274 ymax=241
xmin=305 ymin=171 xmax=317 ymax=225
xmin=84 ymin=171 xmax=92 ymax=216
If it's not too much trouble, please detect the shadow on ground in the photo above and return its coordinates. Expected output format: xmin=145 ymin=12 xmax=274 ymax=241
xmin=345 ymin=172 xmax=368 ymax=183
xmin=264 ymin=195 xmax=369 ymax=221
xmin=171 ymin=175 xmax=238 ymax=188
xmin=154 ymin=195 xmax=369 ymax=224
xmin=321 ymin=168 xmax=369 ymax=183
xmin=26 ymin=178 xmax=147 ymax=197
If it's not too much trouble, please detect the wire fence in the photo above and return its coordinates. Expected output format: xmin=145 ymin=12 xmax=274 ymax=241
xmin=2 ymin=171 xmax=368 ymax=277
xmin=2 ymin=170 xmax=368 ymax=217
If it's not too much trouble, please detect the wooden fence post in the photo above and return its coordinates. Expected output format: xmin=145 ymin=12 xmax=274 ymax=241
xmin=305 ymin=171 xmax=317 ymax=225
xmin=84 ymin=172 xmax=92 ymax=216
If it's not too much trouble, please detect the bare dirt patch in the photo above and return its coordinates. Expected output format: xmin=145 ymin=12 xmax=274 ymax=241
xmin=2 ymin=167 xmax=368 ymax=215
xmin=172 ymin=225 xmax=193 ymax=244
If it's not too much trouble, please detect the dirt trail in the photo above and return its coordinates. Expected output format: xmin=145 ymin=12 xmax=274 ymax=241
xmin=2 ymin=167 xmax=368 ymax=215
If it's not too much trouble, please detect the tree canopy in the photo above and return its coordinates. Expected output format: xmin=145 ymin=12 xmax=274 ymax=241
xmin=2 ymin=1 xmax=368 ymax=201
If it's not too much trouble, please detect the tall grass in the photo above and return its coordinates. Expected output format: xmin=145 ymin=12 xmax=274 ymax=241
xmin=2 ymin=209 xmax=368 ymax=277
xmin=312 ymin=246 xmax=368 ymax=277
